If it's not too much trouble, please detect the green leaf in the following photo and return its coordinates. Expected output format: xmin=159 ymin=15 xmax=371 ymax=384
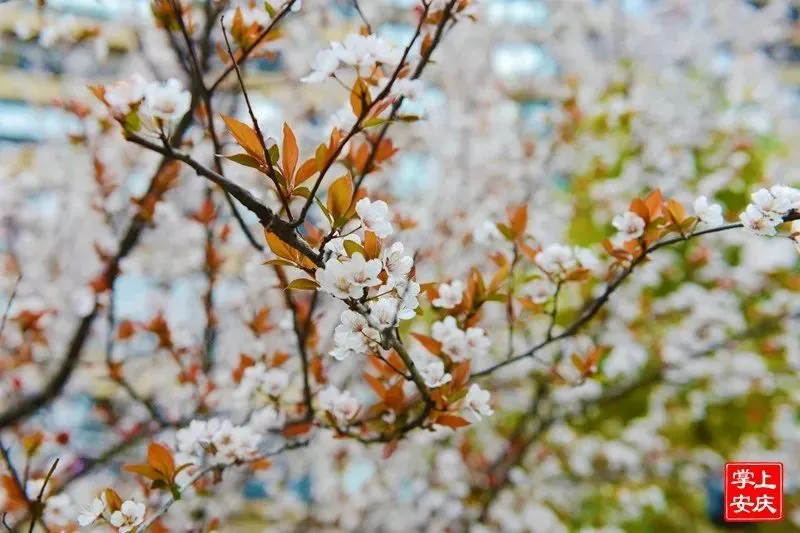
xmin=263 ymin=258 xmax=295 ymax=267
xmin=314 ymin=196 xmax=333 ymax=224
xmin=264 ymin=0 xmax=277 ymax=17
xmin=124 ymin=112 xmax=141 ymax=133
xmin=286 ymin=278 xmax=320 ymax=291
xmin=363 ymin=117 xmax=388 ymax=129
xmin=222 ymin=153 xmax=262 ymax=170
xmin=293 ymin=186 xmax=312 ymax=199
xmin=496 ymin=223 xmax=514 ymax=241
xmin=268 ymin=144 xmax=279 ymax=165
xmin=343 ymin=239 xmax=366 ymax=257
xmin=398 ymin=115 xmax=421 ymax=122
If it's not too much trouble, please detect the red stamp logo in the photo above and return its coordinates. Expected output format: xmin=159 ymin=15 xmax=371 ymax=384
xmin=724 ymin=462 xmax=783 ymax=522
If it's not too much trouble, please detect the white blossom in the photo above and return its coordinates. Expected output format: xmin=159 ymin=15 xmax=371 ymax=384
xmin=420 ymin=360 xmax=452 ymax=389
xmin=356 ymin=198 xmax=394 ymax=238
xmin=464 ymin=384 xmax=494 ymax=421
xmin=693 ymin=196 xmax=724 ymax=227
xmin=536 ymin=244 xmax=576 ymax=275
xmin=432 ymin=280 xmax=464 ymax=309
xmin=612 ymin=211 xmax=646 ymax=242
xmin=318 ymin=385 xmax=360 ymax=423
xmin=109 ymin=500 xmax=146 ymax=533
xmin=104 ymin=74 xmax=147 ymax=115
xmin=141 ymin=78 xmax=191 ymax=122
xmin=526 ymin=278 xmax=557 ymax=304
xmin=77 ymin=496 xmax=106 ymax=527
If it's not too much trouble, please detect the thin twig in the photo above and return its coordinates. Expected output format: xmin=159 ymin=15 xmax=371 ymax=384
xmin=0 ymin=274 xmax=21 ymax=339
xmin=220 ymin=18 xmax=294 ymax=220
xmin=472 ymin=214 xmax=800 ymax=379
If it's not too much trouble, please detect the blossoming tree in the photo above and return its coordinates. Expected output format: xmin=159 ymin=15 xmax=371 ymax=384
xmin=2 ymin=0 xmax=800 ymax=531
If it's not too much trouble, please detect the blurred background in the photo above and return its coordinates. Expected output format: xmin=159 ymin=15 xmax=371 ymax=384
xmin=3 ymin=0 xmax=800 ymax=531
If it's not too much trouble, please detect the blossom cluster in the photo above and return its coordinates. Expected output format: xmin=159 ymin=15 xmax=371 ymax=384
xmin=78 ymin=495 xmax=146 ymax=533
xmin=175 ymin=418 xmax=261 ymax=466
xmin=98 ymin=75 xmax=191 ymax=129
xmin=301 ymin=34 xmax=404 ymax=83
xmin=740 ymin=185 xmax=800 ymax=237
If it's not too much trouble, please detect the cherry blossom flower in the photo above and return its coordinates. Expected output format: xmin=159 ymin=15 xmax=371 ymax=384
xmin=316 ymin=257 xmax=363 ymax=299
xmin=393 ymin=279 xmax=421 ymax=320
xmin=740 ymin=204 xmax=780 ymax=236
xmin=526 ymin=278 xmax=557 ymax=304
xmin=432 ymin=280 xmax=464 ymax=309
xmin=464 ymin=384 xmax=494 ymax=421
xmin=104 ymin=74 xmax=147 ymax=115
xmin=420 ymin=360 xmax=452 ymax=388
xmin=381 ymin=242 xmax=414 ymax=286
xmin=355 ymin=198 xmax=394 ymax=238
xmin=318 ymin=385 xmax=360 ymax=423
xmin=176 ymin=419 xmax=259 ymax=465
xmin=249 ymin=405 xmax=286 ymax=432
xmin=324 ymin=234 xmax=362 ymax=260
xmin=369 ymin=297 xmax=400 ymax=329
xmin=331 ymin=34 xmax=402 ymax=70
xmin=239 ymin=363 xmax=290 ymax=398
xmin=331 ymin=310 xmax=380 ymax=360
xmin=431 ymin=317 xmax=490 ymax=362
xmin=347 ymin=253 xmax=383 ymax=288
xmin=109 ymin=500 xmax=146 ymax=533
xmin=574 ymin=247 xmax=602 ymax=272
xmin=693 ymin=196 xmax=724 ymax=227
xmin=612 ymin=211 xmax=646 ymax=242
xmin=473 ymin=220 xmax=503 ymax=245
xmin=535 ymin=244 xmax=576 ymax=275
xmin=301 ymin=49 xmax=340 ymax=83
xmin=141 ymin=78 xmax=191 ymax=123
xmin=44 ymin=494 xmax=75 ymax=527
xmin=78 ymin=496 xmax=106 ymax=527
xmin=751 ymin=187 xmax=791 ymax=216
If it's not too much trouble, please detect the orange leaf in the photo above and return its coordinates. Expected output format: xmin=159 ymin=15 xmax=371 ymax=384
xmin=665 ymin=198 xmax=686 ymax=225
xmin=103 ymin=489 xmax=123 ymax=512
xmin=294 ymin=158 xmax=318 ymax=187
xmin=506 ymin=204 xmax=528 ymax=239
xmin=451 ymin=360 xmax=471 ymax=389
xmin=629 ymin=198 xmax=650 ymax=223
xmin=382 ymin=440 xmax=399 ymax=459
xmin=221 ymin=114 xmax=264 ymax=162
xmin=363 ymin=372 xmax=386 ymax=399
xmin=385 ymin=381 xmax=405 ymax=410
xmin=264 ymin=230 xmax=294 ymax=261
xmin=436 ymin=414 xmax=471 ymax=429
xmin=363 ymin=231 xmax=381 ymax=260
xmin=147 ymin=442 xmax=175 ymax=478
xmin=22 ymin=432 xmax=44 ymax=457
xmin=644 ymin=189 xmax=664 ymax=220
xmin=1 ymin=475 xmax=27 ymax=512
xmin=123 ymin=463 xmax=164 ymax=482
xmin=282 ymin=421 xmax=314 ymax=438
xmin=411 ymin=333 xmax=442 ymax=356
xmin=251 ymin=458 xmax=272 ymax=471
xmin=326 ymin=174 xmax=354 ymax=222
xmin=116 ymin=320 xmax=136 ymax=340
xmin=282 ymin=123 xmax=299 ymax=186
xmin=350 ymin=77 xmax=372 ymax=117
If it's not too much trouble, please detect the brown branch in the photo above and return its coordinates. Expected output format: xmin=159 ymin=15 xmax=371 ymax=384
xmin=219 ymin=18 xmax=294 ymax=220
xmin=472 ymin=214 xmax=800 ymax=379
xmin=126 ymin=133 xmax=323 ymax=268
xmin=352 ymin=0 xmax=457 ymax=196
xmin=208 ymin=0 xmax=300 ymax=93
xmin=0 ymin=275 xmax=21 ymax=340
xmin=293 ymin=1 xmax=436 ymax=228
